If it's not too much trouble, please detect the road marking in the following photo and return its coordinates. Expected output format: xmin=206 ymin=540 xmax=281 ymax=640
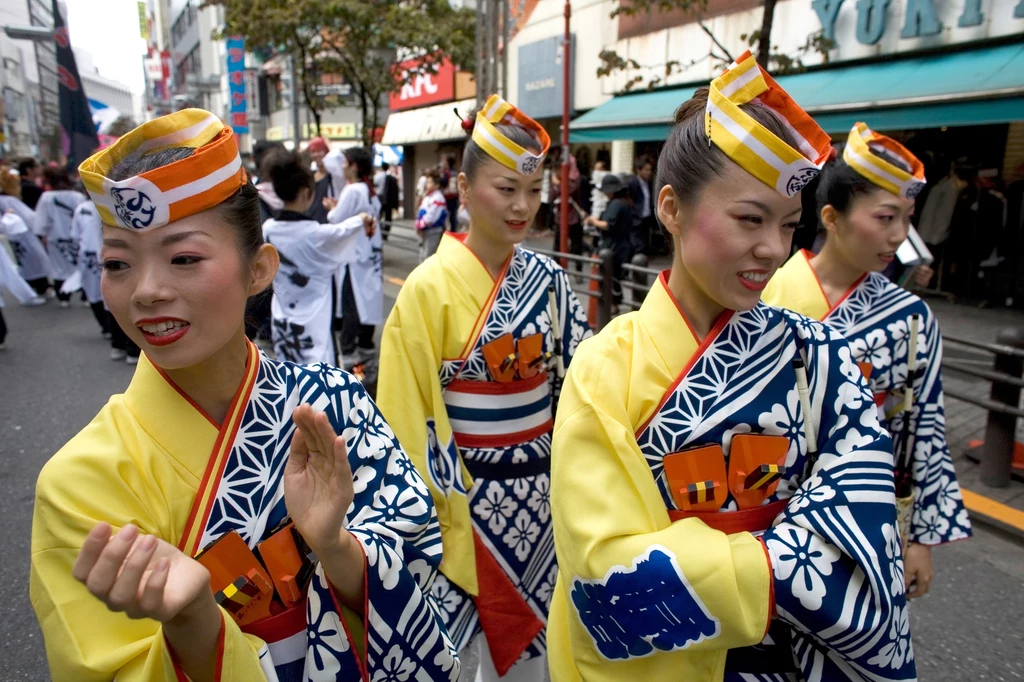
xmin=386 ymin=276 xmax=406 ymax=286
xmin=962 ymin=488 xmax=1024 ymax=533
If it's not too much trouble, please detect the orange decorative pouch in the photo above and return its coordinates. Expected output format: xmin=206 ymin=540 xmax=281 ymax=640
xmin=728 ymin=434 xmax=789 ymax=510
xmin=482 ymin=334 xmax=517 ymax=382
xmin=663 ymin=445 xmax=727 ymax=512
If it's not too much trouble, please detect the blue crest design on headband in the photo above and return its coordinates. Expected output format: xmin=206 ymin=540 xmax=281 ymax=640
xmin=111 ymin=187 xmax=156 ymax=230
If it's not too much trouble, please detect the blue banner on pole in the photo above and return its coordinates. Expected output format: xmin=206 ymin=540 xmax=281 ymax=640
xmin=226 ymin=37 xmax=248 ymax=134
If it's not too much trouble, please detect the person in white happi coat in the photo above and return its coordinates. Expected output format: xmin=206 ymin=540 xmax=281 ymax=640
xmin=262 ymin=149 xmax=376 ymax=366
xmin=323 ymin=146 xmax=383 ymax=371
xmin=0 ymin=230 xmax=46 ymax=349
xmin=0 ymin=168 xmax=52 ymax=295
xmin=69 ymin=201 xmax=110 ymax=338
xmin=33 ymin=167 xmax=87 ymax=307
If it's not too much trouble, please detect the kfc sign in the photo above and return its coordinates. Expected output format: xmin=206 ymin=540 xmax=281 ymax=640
xmin=389 ymin=57 xmax=455 ymax=112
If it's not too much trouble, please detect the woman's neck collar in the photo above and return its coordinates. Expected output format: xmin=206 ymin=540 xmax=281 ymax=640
xmin=161 ymin=327 xmax=250 ymax=426
xmin=810 ymin=241 xmax=866 ymax=306
xmin=666 ymin=257 xmax=726 ymax=340
xmin=463 ymin=224 xmax=514 ymax=280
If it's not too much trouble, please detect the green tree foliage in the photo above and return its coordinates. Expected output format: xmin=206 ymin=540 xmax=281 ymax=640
xmin=106 ymin=116 xmax=139 ymax=138
xmin=212 ymin=0 xmax=475 ymax=146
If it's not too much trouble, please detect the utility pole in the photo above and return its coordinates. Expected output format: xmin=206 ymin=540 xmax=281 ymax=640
xmin=559 ymin=0 xmax=571 ymax=256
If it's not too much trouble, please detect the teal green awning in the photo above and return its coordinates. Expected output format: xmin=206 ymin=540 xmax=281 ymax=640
xmin=570 ymin=42 xmax=1024 ymax=142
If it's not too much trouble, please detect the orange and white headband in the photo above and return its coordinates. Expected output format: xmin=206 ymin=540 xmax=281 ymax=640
xmin=843 ymin=122 xmax=926 ymax=199
xmin=705 ymin=51 xmax=832 ymax=197
xmin=79 ymin=108 xmax=246 ymax=230
xmin=472 ymin=94 xmax=550 ymax=175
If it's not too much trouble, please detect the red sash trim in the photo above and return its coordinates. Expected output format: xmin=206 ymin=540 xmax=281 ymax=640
xmin=240 ymin=599 xmax=306 ymax=643
xmin=667 ymin=498 xmax=787 ymax=535
xmin=178 ymin=341 xmax=261 ymax=556
xmin=874 ymin=392 xmax=887 ymax=407
xmin=472 ymin=530 xmax=545 ymax=677
xmin=447 ymin=370 xmax=548 ymax=395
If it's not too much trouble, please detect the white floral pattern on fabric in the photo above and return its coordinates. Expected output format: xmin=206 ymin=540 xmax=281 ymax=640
xmin=881 ymin=523 xmax=905 ymax=598
xmin=766 ymin=526 xmax=839 ymax=611
xmin=473 ymin=481 xmax=519 ymax=534
xmin=637 ymin=303 xmax=916 ymax=680
xmin=868 ymin=604 xmax=914 ymax=671
xmin=826 ymin=272 xmax=971 ymax=546
xmin=198 ymin=357 xmax=460 ymax=682
xmin=504 ymin=508 xmax=542 ymax=561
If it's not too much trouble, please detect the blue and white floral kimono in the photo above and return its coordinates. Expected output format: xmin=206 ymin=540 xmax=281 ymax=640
xmin=764 ymin=250 xmax=971 ymax=546
xmin=549 ymin=273 xmax=916 ymax=682
xmin=31 ymin=341 xmax=460 ymax=681
xmin=379 ymin=233 xmax=590 ymax=672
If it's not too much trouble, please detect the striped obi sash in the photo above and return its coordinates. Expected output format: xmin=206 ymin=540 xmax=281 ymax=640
xmin=443 ymin=371 xmax=553 ymax=450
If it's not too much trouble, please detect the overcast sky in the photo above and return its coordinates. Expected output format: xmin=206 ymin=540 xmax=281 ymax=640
xmin=64 ymin=0 xmax=146 ymax=93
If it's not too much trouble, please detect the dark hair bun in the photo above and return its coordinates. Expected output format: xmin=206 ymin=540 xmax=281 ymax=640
xmin=674 ymin=87 xmax=710 ymax=124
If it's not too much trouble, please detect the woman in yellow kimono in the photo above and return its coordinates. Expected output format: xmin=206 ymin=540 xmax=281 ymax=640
xmin=378 ymin=95 xmax=590 ymax=682
xmin=549 ymin=52 xmax=915 ymax=681
xmin=30 ymin=110 xmax=459 ymax=682
xmin=762 ymin=123 xmax=971 ymax=600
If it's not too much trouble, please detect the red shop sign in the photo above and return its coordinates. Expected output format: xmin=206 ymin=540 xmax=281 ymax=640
xmin=389 ymin=57 xmax=455 ymax=112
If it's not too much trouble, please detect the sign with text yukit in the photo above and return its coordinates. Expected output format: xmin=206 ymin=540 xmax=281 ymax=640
xmin=389 ymin=57 xmax=455 ymax=112
xmin=813 ymin=0 xmax=1024 ymax=43
xmin=226 ymin=37 xmax=247 ymax=134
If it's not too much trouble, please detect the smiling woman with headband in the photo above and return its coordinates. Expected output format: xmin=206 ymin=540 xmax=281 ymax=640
xmin=377 ymin=94 xmax=591 ymax=682
xmin=548 ymin=53 xmax=914 ymax=681
xmin=29 ymin=109 xmax=460 ymax=682
xmin=763 ymin=121 xmax=972 ymax=603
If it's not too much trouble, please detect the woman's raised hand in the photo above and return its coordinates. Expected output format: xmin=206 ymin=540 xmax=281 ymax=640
xmin=283 ymin=404 xmax=355 ymax=557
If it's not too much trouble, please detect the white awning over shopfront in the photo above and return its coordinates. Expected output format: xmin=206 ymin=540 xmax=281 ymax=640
xmin=381 ymin=97 xmax=476 ymax=145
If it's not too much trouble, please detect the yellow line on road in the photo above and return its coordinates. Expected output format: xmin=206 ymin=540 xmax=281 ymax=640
xmin=386 ymin=276 xmax=406 ymax=286
xmin=962 ymin=488 xmax=1024 ymax=533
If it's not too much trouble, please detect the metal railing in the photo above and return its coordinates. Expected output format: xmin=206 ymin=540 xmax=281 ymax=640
xmin=943 ymin=331 xmax=1024 ymax=487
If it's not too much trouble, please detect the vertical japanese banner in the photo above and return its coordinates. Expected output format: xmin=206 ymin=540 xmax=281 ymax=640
xmin=226 ymin=37 xmax=248 ymax=134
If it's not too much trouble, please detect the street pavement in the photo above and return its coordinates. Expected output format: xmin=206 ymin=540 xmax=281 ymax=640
xmin=2 ymin=241 xmax=1024 ymax=679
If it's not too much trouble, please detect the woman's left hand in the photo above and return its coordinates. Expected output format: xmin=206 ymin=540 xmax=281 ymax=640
xmin=322 ymin=196 xmax=338 ymax=211
xmin=904 ymin=542 xmax=933 ymax=599
xmin=284 ymin=405 xmax=354 ymax=556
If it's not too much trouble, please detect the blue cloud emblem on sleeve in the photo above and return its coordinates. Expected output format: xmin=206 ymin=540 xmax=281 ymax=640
xmin=570 ymin=545 xmax=721 ymax=660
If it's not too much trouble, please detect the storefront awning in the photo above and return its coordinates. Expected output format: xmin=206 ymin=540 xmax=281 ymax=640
xmin=570 ymin=42 xmax=1024 ymax=142
xmin=381 ymin=98 xmax=477 ymax=146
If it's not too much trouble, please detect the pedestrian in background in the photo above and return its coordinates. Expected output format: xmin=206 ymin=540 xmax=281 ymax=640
xmin=304 ymin=136 xmax=334 ymax=224
xmin=441 ymin=154 xmax=461 ymax=231
xmin=18 ymin=158 xmax=42 ymax=210
xmin=584 ymin=173 xmax=633 ymax=306
xmin=590 ymin=159 xmax=610 ymax=219
xmin=33 ymin=167 xmax=86 ymax=308
xmin=415 ymin=167 xmax=447 ymax=261
xmin=627 ymin=154 xmax=656 ymax=256
xmin=262 ymin=149 xmax=374 ymax=365
xmin=0 ymin=166 xmax=51 ymax=296
xmin=381 ymin=162 xmax=400 ymax=239
xmin=324 ymin=146 xmax=383 ymax=371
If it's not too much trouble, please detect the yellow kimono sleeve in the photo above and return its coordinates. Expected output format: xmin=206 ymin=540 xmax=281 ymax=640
xmin=377 ymin=277 xmax=477 ymax=595
xmin=29 ymin=407 xmax=266 ymax=681
xmin=549 ymin=336 xmax=771 ymax=681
